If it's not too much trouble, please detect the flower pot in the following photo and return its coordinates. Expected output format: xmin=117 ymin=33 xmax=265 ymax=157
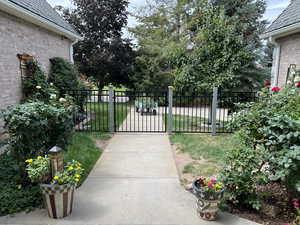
xmin=40 ymin=183 xmax=75 ymax=219
xmin=192 ymin=180 xmax=224 ymax=221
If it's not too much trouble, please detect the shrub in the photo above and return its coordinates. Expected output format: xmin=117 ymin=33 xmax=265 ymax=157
xmin=49 ymin=57 xmax=87 ymax=111
xmin=49 ymin=57 xmax=80 ymax=94
xmin=22 ymin=60 xmax=52 ymax=102
xmin=1 ymin=101 xmax=76 ymax=165
xmin=220 ymin=147 xmax=267 ymax=210
xmin=222 ymin=85 xmax=300 ymax=210
xmin=0 ymin=153 xmax=43 ymax=216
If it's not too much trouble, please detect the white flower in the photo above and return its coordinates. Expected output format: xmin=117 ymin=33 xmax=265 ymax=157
xmin=287 ymin=80 xmax=292 ymax=85
xmin=50 ymin=83 xmax=54 ymax=86
xmin=36 ymin=86 xmax=41 ymax=89
xmin=59 ymin=98 xmax=67 ymax=103
xmin=50 ymin=94 xmax=56 ymax=99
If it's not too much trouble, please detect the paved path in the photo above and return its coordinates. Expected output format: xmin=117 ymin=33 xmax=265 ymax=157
xmin=0 ymin=134 xmax=259 ymax=225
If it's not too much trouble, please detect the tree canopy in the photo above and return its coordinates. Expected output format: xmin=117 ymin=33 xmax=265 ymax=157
xmin=63 ymin=0 xmax=136 ymax=88
xmin=130 ymin=0 xmax=268 ymax=92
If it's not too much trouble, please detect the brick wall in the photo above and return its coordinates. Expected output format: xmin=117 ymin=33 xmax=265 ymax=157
xmin=0 ymin=10 xmax=72 ymax=115
xmin=277 ymin=32 xmax=300 ymax=87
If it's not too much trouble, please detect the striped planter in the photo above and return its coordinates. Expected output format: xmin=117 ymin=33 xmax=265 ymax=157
xmin=40 ymin=184 xmax=75 ymax=219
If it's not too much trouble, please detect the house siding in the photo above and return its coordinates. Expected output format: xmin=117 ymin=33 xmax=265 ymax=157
xmin=0 ymin=10 xmax=72 ymax=131
xmin=277 ymin=32 xmax=300 ymax=86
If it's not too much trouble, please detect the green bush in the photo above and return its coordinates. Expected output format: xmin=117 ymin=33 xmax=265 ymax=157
xmin=22 ymin=60 xmax=51 ymax=102
xmin=49 ymin=57 xmax=80 ymax=94
xmin=0 ymin=152 xmax=43 ymax=216
xmin=222 ymin=85 xmax=300 ymax=210
xmin=1 ymin=101 xmax=76 ymax=165
xmin=49 ymin=57 xmax=87 ymax=111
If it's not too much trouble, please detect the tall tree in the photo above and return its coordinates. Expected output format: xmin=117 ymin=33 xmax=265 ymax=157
xmin=63 ymin=0 xmax=135 ymax=88
xmin=212 ymin=0 xmax=268 ymax=90
xmin=174 ymin=4 xmax=253 ymax=91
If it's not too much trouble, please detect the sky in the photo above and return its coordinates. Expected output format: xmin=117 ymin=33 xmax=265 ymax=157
xmin=48 ymin=0 xmax=291 ymax=30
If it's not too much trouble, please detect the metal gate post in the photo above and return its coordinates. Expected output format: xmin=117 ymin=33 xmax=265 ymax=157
xmin=211 ymin=87 xmax=218 ymax=136
xmin=168 ymin=86 xmax=174 ymax=135
xmin=108 ymin=85 xmax=115 ymax=133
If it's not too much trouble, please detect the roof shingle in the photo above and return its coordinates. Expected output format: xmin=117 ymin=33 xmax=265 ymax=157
xmin=266 ymin=0 xmax=300 ymax=33
xmin=7 ymin=0 xmax=79 ymax=36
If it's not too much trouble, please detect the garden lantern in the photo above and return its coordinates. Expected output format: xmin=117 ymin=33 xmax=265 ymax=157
xmin=49 ymin=146 xmax=64 ymax=176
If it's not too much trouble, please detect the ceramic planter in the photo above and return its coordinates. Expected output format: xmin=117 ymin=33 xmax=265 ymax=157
xmin=40 ymin=183 xmax=75 ymax=219
xmin=192 ymin=180 xmax=224 ymax=221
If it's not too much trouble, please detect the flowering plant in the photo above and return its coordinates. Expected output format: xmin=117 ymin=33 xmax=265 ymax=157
xmin=52 ymin=160 xmax=84 ymax=185
xmin=195 ymin=177 xmax=224 ymax=194
xmin=26 ymin=156 xmax=84 ymax=186
xmin=271 ymin=86 xmax=281 ymax=92
xmin=286 ymin=199 xmax=300 ymax=225
xmin=26 ymin=156 xmax=50 ymax=184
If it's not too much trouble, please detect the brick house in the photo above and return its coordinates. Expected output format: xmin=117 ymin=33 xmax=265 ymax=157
xmin=262 ymin=0 xmax=300 ymax=87
xmin=0 ymin=0 xmax=81 ymax=115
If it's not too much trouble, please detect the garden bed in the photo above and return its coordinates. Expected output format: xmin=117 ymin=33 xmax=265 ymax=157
xmin=170 ymin=133 xmax=296 ymax=225
xmin=0 ymin=132 xmax=110 ymax=216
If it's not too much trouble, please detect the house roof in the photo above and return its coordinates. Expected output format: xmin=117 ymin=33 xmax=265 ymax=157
xmin=263 ymin=0 xmax=300 ymax=38
xmin=0 ymin=0 xmax=81 ymax=41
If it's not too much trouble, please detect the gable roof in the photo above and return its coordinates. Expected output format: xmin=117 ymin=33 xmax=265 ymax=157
xmin=0 ymin=0 xmax=82 ymax=41
xmin=262 ymin=0 xmax=300 ymax=39
xmin=266 ymin=0 xmax=300 ymax=33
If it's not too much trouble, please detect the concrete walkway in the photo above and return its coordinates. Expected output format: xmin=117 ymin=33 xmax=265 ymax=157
xmin=0 ymin=134 xmax=259 ymax=225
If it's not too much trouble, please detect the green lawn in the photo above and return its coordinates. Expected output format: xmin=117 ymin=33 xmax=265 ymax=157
xmin=65 ymin=132 xmax=111 ymax=185
xmin=84 ymin=102 xmax=129 ymax=131
xmin=170 ymin=133 xmax=239 ymax=177
xmin=171 ymin=114 xmax=231 ymax=133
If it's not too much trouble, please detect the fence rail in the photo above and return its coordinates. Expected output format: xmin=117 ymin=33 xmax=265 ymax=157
xmin=66 ymin=88 xmax=257 ymax=134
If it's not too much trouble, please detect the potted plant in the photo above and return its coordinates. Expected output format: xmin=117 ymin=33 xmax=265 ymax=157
xmin=192 ymin=177 xmax=224 ymax=221
xmin=25 ymin=155 xmax=83 ymax=219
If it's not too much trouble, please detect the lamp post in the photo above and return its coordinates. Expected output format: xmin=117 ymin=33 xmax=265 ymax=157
xmin=48 ymin=146 xmax=64 ymax=177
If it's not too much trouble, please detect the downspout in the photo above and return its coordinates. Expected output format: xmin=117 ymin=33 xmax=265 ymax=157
xmin=269 ymin=37 xmax=281 ymax=87
xmin=70 ymin=39 xmax=78 ymax=64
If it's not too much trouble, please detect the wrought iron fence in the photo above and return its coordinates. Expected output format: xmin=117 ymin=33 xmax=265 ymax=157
xmin=67 ymin=89 xmax=110 ymax=132
xmin=66 ymin=88 xmax=257 ymax=134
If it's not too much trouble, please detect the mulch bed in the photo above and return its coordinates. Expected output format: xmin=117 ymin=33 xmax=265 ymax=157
xmin=226 ymin=183 xmax=296 ymax=225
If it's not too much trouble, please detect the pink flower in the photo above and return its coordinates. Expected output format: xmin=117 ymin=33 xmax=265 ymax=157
xmin=271 ymin=87 xmax=281 ymax=92
xmin=210 ymin=178 xmax=217 ymax=183
xmin=207 ymin=182 xmax=214 ymax=188
xmin=264 ymin=81 xmax=271 ymax=87
xmin=293 ymin=201 xmax=299 ymax=208
xmin=296 ymin=83 xmax=300 ymax=88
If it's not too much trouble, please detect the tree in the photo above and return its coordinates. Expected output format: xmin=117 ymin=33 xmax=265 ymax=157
xmin=212 ymin=0 xmax=268 ymax=90
xmin=174 ymin=5 xmax=253 ymax=92
xmin=62 ymin=0 xmax=135 ymax=89
xmin=129 ymin=0 xmax=188 ymax=91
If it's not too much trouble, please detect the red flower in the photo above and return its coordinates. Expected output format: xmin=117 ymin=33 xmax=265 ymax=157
xmin=197 ymin=177 xmax=205 ymax=185
xmin=271 ymin=87 xmax=281 ymax=92
xmin=296 ymin=83 xmax=300 ymax=88
xmin=264 ymin=81 xmax=271 ymax=87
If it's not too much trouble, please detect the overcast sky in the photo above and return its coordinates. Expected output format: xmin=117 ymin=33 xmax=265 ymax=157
xmin=48 ymin=0 xmax=291 ymax=29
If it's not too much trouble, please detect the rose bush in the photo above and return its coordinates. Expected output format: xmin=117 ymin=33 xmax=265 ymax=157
xmin=222 ymin=85 xmax=300 ymax=210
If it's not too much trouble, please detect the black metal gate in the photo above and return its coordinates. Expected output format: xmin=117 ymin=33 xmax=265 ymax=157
xmin=114 ymin=91 xmax=168 ymax=133
xmin=68 ymin=89 xmax=257 ymax=134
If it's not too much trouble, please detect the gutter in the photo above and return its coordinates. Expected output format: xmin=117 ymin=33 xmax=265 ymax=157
xmin=0 ymin=0 xmax=83 ymax=41
xmin=70 ymin=39 xmax=78 ymax=63
xmin=269 ymin=37 xmax=281 ymax=87
xmin=261 ymin=21 xmax=300 ymax=39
